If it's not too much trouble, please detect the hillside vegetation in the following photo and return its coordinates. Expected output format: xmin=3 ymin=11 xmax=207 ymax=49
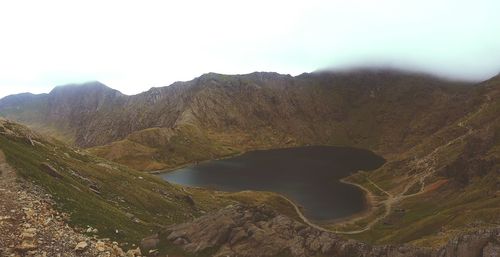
xmin=0 ymin=70 xmax=477 ymax=171
xmin=0 ymin=119 xmax=233 ymax=245
xmin=0 ymin=69 xmax=498 ymax=247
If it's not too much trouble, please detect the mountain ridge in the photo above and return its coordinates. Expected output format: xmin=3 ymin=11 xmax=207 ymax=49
xmin=1 ymin=118 xmax=498 ymax=256
xmin=0 ymin=69 xmax=480 ymax=168
xmin=0 ymin=68 xmax=498 ymax=248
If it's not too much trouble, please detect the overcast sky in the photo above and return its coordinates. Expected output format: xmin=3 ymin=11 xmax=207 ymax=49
xmin=0 ymin=0 xmax=499 ymax=98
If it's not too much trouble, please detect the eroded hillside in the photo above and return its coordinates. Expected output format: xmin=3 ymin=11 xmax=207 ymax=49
xmin=0 ymin=70 xmax=478 ymax=171
xmin=0 ymin=70 xmax=498 ymax=250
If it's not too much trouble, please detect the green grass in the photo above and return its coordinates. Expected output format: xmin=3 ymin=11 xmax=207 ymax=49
xmin=0 ymin=122 xmax=232 ymax=247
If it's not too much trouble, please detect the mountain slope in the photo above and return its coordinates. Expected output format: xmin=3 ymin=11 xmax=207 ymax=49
xmin=0 ymin=118 xmax=232 ymax=245
xmin=0 ymin=69 xmax=498 ymax=248
xmin=2 ymin=121 xmax=498 ymax=257
xmin=0 ymin=70 xmax=478 ymax=171
xmin=335 ymin=75 xmax=500 ymax=245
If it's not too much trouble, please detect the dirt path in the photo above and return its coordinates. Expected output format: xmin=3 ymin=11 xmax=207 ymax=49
xmin=278 ymin=181 xmax=391 ymax=235
xmin=277 ymin=195 xmax=331 ymax=233
xmin=281 ymin=98 xmax=486 ymax=235
xmin=0 ymin=150 xmax=139 ymax=257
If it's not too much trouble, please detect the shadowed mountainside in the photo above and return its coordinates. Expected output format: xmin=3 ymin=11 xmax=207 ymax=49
xmin=2 ymin=119 xmax=498 ymax=257
xmin=0 ymin=70 xmax=478 ymax=171
xmin=0 ymin=69 xmax=498 ymax=249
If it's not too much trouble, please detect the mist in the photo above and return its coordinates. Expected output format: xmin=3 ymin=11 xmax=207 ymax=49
xmin=0 ymin=0 xmax=499 ymax=98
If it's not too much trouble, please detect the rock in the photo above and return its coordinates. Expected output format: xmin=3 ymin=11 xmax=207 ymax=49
xmin=126 ymin=247 xmax=142 ymax=257
xmin=140 ymin=234 xmax=159 ymax=253
xmin=23 ymin=208 xmax=35 ymax=218
xmin=39 ymin=163 xmax=63 ymax=179
xmin=112 ymin=244 xmax=125 ymax=256
xmin=89 ymin=184 xmax=101 ymax=194
xmin=20 ymin=231 xmax=36 ymax=240
xmin=15 ymin=241 xmax=37 ymax=251
xmin=95 ymin=241 xmax=106 ymax=252
xmin=440 ymin=228 xmax=499 ymax=257
xmin=154 ymin=204 xmax=500 ymax=257
xmin=173 ymin=237 xmax=188 ymax=245
xmin=482 ymin=242 xmax=500 ymax=257
xmin=0 ymin=215 xmax=13 ymax=221
xmin=229 ymin=228 xmax=247 ymax=245
xmin=74 ymin=241 xmax=88 ymax=251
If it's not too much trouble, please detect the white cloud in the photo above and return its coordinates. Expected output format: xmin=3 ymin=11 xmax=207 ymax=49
xmin=0 ymin=0 xmax=499 ymax=97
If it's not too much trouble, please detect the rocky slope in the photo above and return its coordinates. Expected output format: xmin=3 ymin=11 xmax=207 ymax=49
xmin=0 ymin=70 xmax=498 ymax=251
xmin=0 ymin=149 xmax=141 ymax=256
xmin=146 ymin=204 xmax=499 ymax=257
xmin=336 ymin=74 xmax=500 ymax=246
xmin=0 ymin=118 xmax=237 ymax=250
xmin=0 ymin=69 xmax=476 ymax=170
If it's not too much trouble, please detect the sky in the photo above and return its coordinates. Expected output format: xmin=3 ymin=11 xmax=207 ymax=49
xmin=0 ymin=0 xmax=499 ymax=98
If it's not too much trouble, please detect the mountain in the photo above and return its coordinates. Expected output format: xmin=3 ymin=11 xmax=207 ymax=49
xmin=0 ymin=69 xmax=498 ymax=250
xmin=0 ymin=70 xmax=478 ymax=171
xmin=1 ymin=117 xmax=499 ymax=257
xmin=0 ymin=118 xmax=227 ymax=244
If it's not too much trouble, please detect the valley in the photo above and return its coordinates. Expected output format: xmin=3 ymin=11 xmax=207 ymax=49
xmin=160 ymin=146 xmax=385 ymax=222
xmin=0 ymin=69 xmax=498 ymax=256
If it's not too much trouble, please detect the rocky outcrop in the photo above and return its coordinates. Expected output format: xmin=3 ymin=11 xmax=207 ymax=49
xmin=158 ymin=204 xmax=499 ymax=257
xmin=0 ymin=70 xmax=477 ymax=152
xmin=438 ymin=229 xmax=500 ymax=257
xmin=0 ymin=149 xmax=139 ymax=257
xmin=159 ymin=205 xmax=427 ymax=257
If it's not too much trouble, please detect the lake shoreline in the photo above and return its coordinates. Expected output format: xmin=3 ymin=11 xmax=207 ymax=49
xmin=156 ymin=146 xmax=384 ymax=233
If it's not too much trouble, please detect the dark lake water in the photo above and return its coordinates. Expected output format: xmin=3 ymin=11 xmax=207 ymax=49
xmin=159 ymin=146 xmax=385 ymax=221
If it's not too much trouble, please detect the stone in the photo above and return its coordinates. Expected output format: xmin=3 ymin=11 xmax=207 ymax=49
xmin=0 ymin=215 xmax=12 ymax=221
xmin=95 ymin=241 xmax=106 ymax=252
xmin=482 ymin=242 xmax=500 ymax=257
xmin=140 ymin=235 xmax=159 ymax=253
xmin=74 ymin=241 xmax=88 ymax=251
xmin=126 ymin=247 xmax=142 ymax=257
xmin=15 ymin=241 xmax=38 ymax=251
xmin=173 ymin=237 xmax=188 ymax=245
xmin=39 ymin=163 xmax=63 ymax=179
xmin=112 ymin=244 xmax=125 ymax=256
xmin=151 ymin=204 xmax=500 ymax=257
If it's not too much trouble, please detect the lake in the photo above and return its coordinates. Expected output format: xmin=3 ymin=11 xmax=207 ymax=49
xmin=159 ymin=146 xmax=385 ymax=221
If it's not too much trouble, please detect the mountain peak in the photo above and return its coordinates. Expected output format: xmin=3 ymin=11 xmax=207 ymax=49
xmin=49 ymin=81 xmax=124 ymax=96
xmin=51 ymin=81 xmax=107 ymax=91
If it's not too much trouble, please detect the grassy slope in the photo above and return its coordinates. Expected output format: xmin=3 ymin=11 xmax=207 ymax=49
xmin=0 ymin=119 xmax=302 ymax=253
xmin=0 ymin=71 xmax=498 ymax=248
xmin=89 ymin=72 xmax=476 ymax=172
xmin=0 ymin=120 xmax=235 ymax=245
xmin=338 ymin=79 xmax=500 ymax=247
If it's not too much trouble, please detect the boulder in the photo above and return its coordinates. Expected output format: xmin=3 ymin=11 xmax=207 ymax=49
xmin=153 ymin=204 xmax=499 ymax=257
xmin=140 ymin=234 xmax=159 ymax=253
xmin=75 ymin=241 xmax=88 ymax=251
xmin=39 ymin=163 xmax=63 ymax=179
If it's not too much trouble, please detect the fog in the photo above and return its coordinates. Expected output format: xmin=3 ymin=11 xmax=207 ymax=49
xmin=0 ymin=0 xmax=499 ymax=98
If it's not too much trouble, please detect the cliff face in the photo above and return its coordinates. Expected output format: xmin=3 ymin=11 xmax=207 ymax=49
xmin=145 ymin=204 xmax=499 ymax=257
xmin=0 ymin=70 xmax=498 ymax=253
xmin=0 ymin=70 xmax=479 ymax=170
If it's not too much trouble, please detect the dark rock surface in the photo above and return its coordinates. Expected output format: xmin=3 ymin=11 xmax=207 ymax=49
xmin=159 ymin=204 xmax=499 ymax=257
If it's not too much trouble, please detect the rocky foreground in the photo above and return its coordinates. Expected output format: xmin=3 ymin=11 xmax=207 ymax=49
xmin=146 ymin=204 xmax=500 ymax=257
xmin=0 ymin=151 xmax=141 ymax=257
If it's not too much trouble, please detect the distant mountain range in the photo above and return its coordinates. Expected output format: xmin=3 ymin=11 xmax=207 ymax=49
xmin=0 ymin=68 xmax=499 ymax=247
xmin=0 ymin=69 xmax=481 ymax=169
